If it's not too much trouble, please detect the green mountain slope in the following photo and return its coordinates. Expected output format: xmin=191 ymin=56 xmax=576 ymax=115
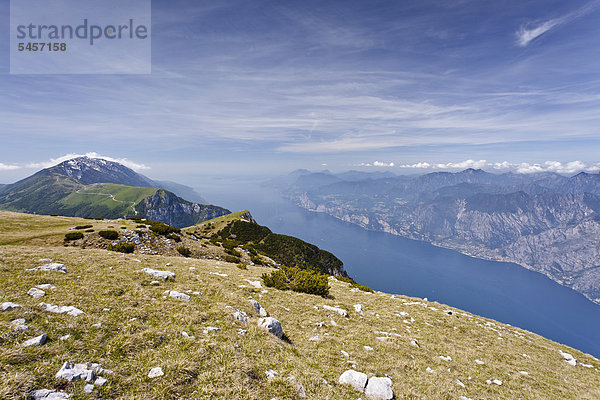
xmin=1 ymin=211 xmax=599 ymax=399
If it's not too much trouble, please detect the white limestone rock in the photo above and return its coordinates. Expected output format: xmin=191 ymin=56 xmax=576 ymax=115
xmin=323 ymin=305 xmax=348 ymax=317
xmin=250 ymin=299 xmax=268 ymax=317
xmin=39 ymin=302 xmax=84 ymax=316
xmin=22 ymin=333 xmax=48 ymax=347
xmin=1 ymin=302 xmax=22 ymax=311
xmin=55 ymin=362 xmax=95 ymax=382
xmin=28 ymin=288 xmax=46 ymax=298
xmin=258 ymin=317 xmax=283 ymax=339
xmin=36 ymin=284 xmax=56 ymax=290
xmin=32 ymin=389 xmax=71 ymax=399
xmin=365 ymin=376 xmax=393 ymax=400
xmin=142 ymin=268 xmax=175 ymax=280
xmin=165 ymin=290 xmax=190 ymax=301
xmin=28 ymin=263 xmax=67 ymax=273
xmin=226 ymin=306 xmax=249 ymax=324
xmin=338 ymin=369 xmax=367 ymax=392
xmin=148 ymin=367 xmax=164 ymax=378
xmin=353 ymin=304 xmax=364 ymax=315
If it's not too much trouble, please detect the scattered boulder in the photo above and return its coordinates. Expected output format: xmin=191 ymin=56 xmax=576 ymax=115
xmin=338 ymin=369 xmax=367 ymax=392
xmin=250 ymin=299 xmax=268 ymax=317
xmin=28 ymin=263 xmax=67 ymax=273
xmin=12 ymin=318 xmax=28 ymax=331
xmin=164 ymin=290 xmax=190 ymax=301
xmin=36 ymin=284 xmax=56 ymax=290
xmin=28 ymin=287 xmax=46 ymax=298
xmin=142 ymin=268 xmax=175 ymax=280
xmin=559 ymin=350 xmax=577 ymax=366
xmin=258 ymin=317 xmax=283 ymax=339
xmin=287 ymin=376 xmax=306 ymax=398
xmin=148 ymin=367 xmax=164 ymax=378
xmin=32 ymin=389 xmax=71 ymax=399
xmin=22 ymin=333 xmax=48 ymax=347
xmin=244 ymin=279 xmax=262 ymax=289
xmin=203 ymin=327 xmax=220 ymax=334
xmin=364 ymin=346 xmax=374 ymax=351
xmin=265 ymin=369 xmax=278 ymax=380
xmin=353 ymin=304 xmax=364 ymax=315
xmin=83 ymin=384 xmax=94 ymax=394
xmin=56 ymin=362 xmax=95 ymax=382
xmin=1 ymin=302 xmax=21 ymax=311
xmin=439 ymin=355 xmax=452 ymax=361
xmin=323 ymin=305 xmax=348 ymax=317
xmin=365 ymin=376 xmax=393 ymax=400
xmin=39 ymin=302 xmax=84 ymax=316
xmin=226 ymin=306 xmax=249 ymax=324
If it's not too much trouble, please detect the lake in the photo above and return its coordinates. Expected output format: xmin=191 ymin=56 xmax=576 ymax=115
xmin=202 ymin=182 xmax=600 ymax=358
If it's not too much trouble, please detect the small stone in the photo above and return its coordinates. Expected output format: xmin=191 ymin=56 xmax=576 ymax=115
xmin=28 ymin=263 xmax=67 ymax=273
xmin=83 ymin=384 xmax=94 ymax=394
xmin=165 ymin=290 xmax=190 ymax=301
xmin=142 ymin=268 xmax=175 ymax=280
xmin=265 ymin=369 xmax=278 ymax=379
xmin=94 ymin=376 xmax=107 ymax=387
xmin=59 ymin=334 xmax=71 ymax=341
xmin=364 ymin=376 xmax=393 ymax=400
xmin=11 ymin=318 xmax=26 ymax=325
xmin=203 ymin=327 xmax=220 ymax=334
xmin=103 ymin=308 xmax=111 ymax=312
xmin=244 ymin=279 xmax=262 ymax=289
xmin=338 ymin=369 xmax=367 ymax=392
xmin=341 ymin=350 xmax=350 ymax=357
xmin=439 ymin=355 xmax=452 ymax=361
xmin=250 ymin=299 xmax=268 ymax=317
xmin=226 ymin=306 xmax=249 ymax=324
xmin=354 ymin=304 xmax=364 ymax=315
xmin=258 ymin=317 xmax=283 ymax=339
xmin=92 ymin=323 xmax=102 ymax=328
xmin=309 ymin=335 xmax=320 ymax=341
xmin=36 ymin=284 xmax=56 ymax=290
xmin=426 ymin=367 xmax=434 ymax=373
xmin=32 ymin=389 xmax=71 ymax=399
xmin=1 ymin=302 xmax=21 ymax=311
xmin=364 ymin=346 xmax=373 ymax=351
xmin=22 ymin=333 xmax=48 ymax=347
xmin=456 ymin=379 xmax=465 ymax=388
xmin=150 ymin=281 xmax=160 ymax=286
xmin=409 ymin=339 xmax=419 ymax=347
xmin=148 ymin=367 xmax=164 ymax=378
xmin=475 ymin=359 xmax=484 ymax=365
xmin=28 ymin=287 xmax=46 ymax=298
xmin=323 ymin=305 xmax=348 ymax=317
xmin=39 ymin=302 xmax=84 ymax=316
xmin=492 ymin=379 xmax=502 ymax=385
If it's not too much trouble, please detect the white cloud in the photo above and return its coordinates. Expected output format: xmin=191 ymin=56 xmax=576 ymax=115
xmin=358 ymin=161 xmax=395 ymax=167
xmin=0 ymin=163 xmax=20 ymax=170
xmin=396 ymin=160 xmax=600 ymax=174
xmin=516 ymin=0 xmax=600 ymax=47
xmin=25 ymin=152 xmax=150 ymax=172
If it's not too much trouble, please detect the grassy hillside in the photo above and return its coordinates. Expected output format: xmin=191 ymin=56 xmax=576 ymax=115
xmin=59 ymin=183 xmax=158 ymax=218
xmin=1 ymin=211 xmax=600 ymax=399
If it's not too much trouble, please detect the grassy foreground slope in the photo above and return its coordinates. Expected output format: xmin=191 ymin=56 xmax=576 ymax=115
xmin=0 ymin=212 xmax=599 ymax=399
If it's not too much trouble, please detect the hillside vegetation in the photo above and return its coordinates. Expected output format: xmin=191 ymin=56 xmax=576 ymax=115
xmin=1 ymin=211 xmax=600 ymax=399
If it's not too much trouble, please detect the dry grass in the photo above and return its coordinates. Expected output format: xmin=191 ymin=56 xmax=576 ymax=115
xmin=1 ymin=211 xmax=600 ymax=399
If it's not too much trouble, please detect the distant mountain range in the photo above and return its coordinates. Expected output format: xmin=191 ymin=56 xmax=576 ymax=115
xmin=273 ymin=168 xmax=600 ymax=305
xmin=0 ymin=157 xmax=228 ymax=227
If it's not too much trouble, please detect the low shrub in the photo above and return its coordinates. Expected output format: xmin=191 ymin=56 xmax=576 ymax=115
xmin=150 ymin=222 xmax=181 ymax=235
xmin=98 ymin=230 xmax=119 ymax=240
xmin=237 ymin=263 xmax=248 ymax=270
xmin=74 ymin=225 xmax=93 ymax=230
xmin=223 ymin=254 xmax=241 ymax=264
xmin=136 ymin=224 xmax=147 ymax=229
xmin=107 ymin=242 xmax=135 ymax=253
xmin=166 ymin=233 xmax=181 ymax=242
xmin=250 ymin=254 xmax=264 ymax=266
xmin=64 ymin=232 xmax=84 ymax=241
xmin=262 ymin=266 xmax=329 ymax=296
xmin=177 ymin=246 xmax=191 ymax=257
xmin=85 ymin=229 xmax=94 ymax=233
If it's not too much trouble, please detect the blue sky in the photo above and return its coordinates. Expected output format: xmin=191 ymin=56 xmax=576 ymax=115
xmin=1 ymin=0 xmax=600 ymax=185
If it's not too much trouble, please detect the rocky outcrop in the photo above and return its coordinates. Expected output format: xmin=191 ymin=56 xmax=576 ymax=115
xmin=136 ymin=189 xmax=229 ymax=228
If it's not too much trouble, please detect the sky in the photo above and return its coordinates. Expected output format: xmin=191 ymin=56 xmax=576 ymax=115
xmin=1 ymin=0 xmax=600 ymax=187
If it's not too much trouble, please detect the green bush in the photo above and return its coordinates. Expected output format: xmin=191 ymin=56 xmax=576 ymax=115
xmin=98 ymin=230 xmax=119 ymax=240
xmin=64 ymin=232 xmax=84 ymax=241
xmin=150 ymin=222 xmax=181 ymax=235
xmin=107 ymin=242 xmax=135 ymax=253
xmin=262 ymin=266 xmax=329 ymax=296
xmin=136 ymin=224 xmax=147 ymax=229
xmin=250 ymin=254 xmax=264 ymax=266
xmin=74 ymin=224 xmax=93 ymax=230
xmin=177 ymin=246 xmax=191 ymax=257
xmin=85 ymin=229 xmax=94 ymax=233
xmin=222 ymin=254 xmax=241 ymax=263
xmin=166 ymin=233 xmax=181 ymax=242
xmin=237 ymin=263 xmax=248 ymax=270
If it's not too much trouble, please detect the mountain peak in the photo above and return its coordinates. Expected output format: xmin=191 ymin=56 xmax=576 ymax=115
xmin=49 ymin=157 xmax=155 ymax=187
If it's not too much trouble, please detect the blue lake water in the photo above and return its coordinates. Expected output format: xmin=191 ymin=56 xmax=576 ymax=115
xmin=203 ymin=183 xmax=600 ymax=358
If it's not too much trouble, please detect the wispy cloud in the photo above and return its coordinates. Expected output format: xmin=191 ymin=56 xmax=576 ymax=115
xmin=396 ymin=160 xmax=600 ymax=174
xmin=25 ymin=153 xmax=150 ymax=172
xmin=516 ymin=0 xmax=600 ymax=47
xmin=0 ymin=163 xmax=20 ymax=171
